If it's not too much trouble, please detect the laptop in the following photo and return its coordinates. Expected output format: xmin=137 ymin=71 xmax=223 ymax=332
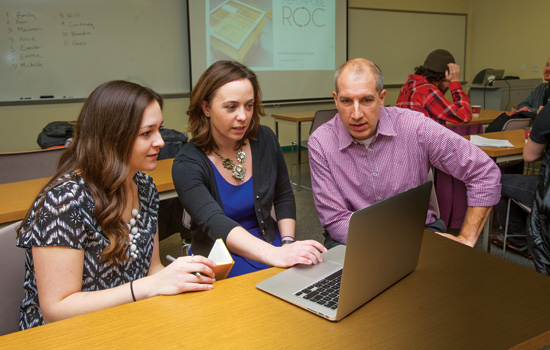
xmin=481 ymin=69 xmax=505 ymax=86
xmin=256 ymin=182 xmax=432 ymax=321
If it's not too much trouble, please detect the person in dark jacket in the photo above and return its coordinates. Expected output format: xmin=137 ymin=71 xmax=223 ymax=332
xmin=172 ymin=60 xmax=325 ymax=278
xmin=516 ymin=57 xmax=550 ymax=114
xmin=524 ymin=104 xmax=550 ymax=275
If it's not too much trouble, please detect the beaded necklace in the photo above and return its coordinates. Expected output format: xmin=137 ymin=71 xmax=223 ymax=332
xmin=212 ymin=148 xmax=247 ymax=181
xmin=127 ymin=183 xmax=140 ymax=259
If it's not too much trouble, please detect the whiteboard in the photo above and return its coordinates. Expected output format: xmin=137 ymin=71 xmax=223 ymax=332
xmin=0 ymin=0 xmax=190 ymax=102
xmin=348 ymin=9 xmax=467 ymax=86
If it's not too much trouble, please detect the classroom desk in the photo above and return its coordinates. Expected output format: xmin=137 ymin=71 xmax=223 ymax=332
xmin=0 ymin=159 xmax=175 ymax=226
xmin=448 ymin=108 xmax=503 ymax=127
xmin=465 ymin=128 xmax=526 ymax=164
xmin=1 ymin=230 xmax=549 ymax=349
xmin=271 ymin=111 xmax=315 ymax=190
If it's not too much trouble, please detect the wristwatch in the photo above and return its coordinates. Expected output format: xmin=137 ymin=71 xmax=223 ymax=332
xmin=281 ymin=239 xmax=294 ymax=245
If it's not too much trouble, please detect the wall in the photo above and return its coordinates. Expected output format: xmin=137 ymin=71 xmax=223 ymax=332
xmin=349 ymin=0 xmax=469 ymax=104
xmin=3 ymin=0 xmax=549 ymax=151
xmin=468 ymin=0 xmax=550 ymax=81
xmin=348 ymin=0 xmax=468 ymax=13
xmin=349 ymin=0 xmax=550 ymax=106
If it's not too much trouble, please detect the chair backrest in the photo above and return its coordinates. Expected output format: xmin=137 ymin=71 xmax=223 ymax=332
xmin=0 ymin=147 xmax=65 ymax=184
xmin=309 ymin=109 xmax=338 ymax=135
xmin=0 ymin=221 xmax=25 ymax=335
xmin=502 ymin=118 xmax=531 ymax=131
xmin=427 ymin=168 xmax=440 ymax=218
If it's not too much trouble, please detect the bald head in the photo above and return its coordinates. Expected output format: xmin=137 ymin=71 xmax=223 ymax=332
xmin=334 ymin=58 xmax=384 ymax=95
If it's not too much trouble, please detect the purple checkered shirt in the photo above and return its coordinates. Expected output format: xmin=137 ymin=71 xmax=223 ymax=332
xmin=308 ymin=106 xmax=501 ymax=244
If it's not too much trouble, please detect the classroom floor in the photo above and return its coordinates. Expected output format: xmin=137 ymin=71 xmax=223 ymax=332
xmin=159 ymin=149 xmax=536 ymax=273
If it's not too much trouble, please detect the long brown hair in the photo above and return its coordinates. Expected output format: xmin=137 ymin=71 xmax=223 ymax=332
xmin=18 ymin=80 xmax=163 ymax=265
xmin=187 ymin=60 xmax=265 ymax=153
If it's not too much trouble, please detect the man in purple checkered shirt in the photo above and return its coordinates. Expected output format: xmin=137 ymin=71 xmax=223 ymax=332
xmin=308 ymin=58 xmax=501 ymax=249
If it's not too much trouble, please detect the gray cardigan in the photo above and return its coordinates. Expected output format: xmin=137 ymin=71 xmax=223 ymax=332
xmin=172 ymin=125 xmax=296 ymax=256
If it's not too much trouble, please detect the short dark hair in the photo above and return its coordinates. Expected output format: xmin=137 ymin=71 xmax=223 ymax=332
xmin=414 ymin=66 xmax=446 ymax=84
xmin=187 ymin=60 xmax=265 ymax=153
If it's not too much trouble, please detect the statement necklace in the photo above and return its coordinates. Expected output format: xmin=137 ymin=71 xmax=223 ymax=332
xmin=127 ymin=184 xmax=141 ymax=259
xmin=213 ymin=148 xmax=246 ymax=181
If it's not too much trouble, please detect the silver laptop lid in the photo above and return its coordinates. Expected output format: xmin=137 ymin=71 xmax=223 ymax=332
xmin=336 ymin=181 xmax=431 ymax=320
xmin=257 ymin=182 xmax=432 ymax=321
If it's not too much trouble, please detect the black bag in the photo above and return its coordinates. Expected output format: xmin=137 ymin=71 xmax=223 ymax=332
xmin=37 ymin=121 xmax=76 ymax=149
xmin=158 ymin=128 xmax=188 ymax=160
xmin=485 ymin=110 xmax=536 ymax=133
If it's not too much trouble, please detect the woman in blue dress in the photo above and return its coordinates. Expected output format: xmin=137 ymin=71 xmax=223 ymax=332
xmin=172 ymin=61 xmax=326 ymax=277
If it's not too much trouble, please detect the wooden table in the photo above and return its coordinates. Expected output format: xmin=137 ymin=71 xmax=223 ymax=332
xmin=448 ymin=108 xmax=503 ymax=128
xmin=271 ymin=111 xmax=315 ymax=190
xmin=465 ymin=128 xmax=526 ymax=163
xmin=0 ymin=159 xmax=175 ymax=225
xmin=1 ymin=230 xmax=549 ymax=349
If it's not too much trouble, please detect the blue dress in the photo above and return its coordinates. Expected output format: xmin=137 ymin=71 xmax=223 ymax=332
xmin=211 ymin=163 xmax=281 ymax=278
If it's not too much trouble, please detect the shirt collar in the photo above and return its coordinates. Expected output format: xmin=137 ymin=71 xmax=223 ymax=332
xmin=377 ymin=107 xmax=397 ymax=137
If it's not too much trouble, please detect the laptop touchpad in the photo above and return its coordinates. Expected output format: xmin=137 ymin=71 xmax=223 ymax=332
xmin=291 ymin=260 xmax=342 ymax=279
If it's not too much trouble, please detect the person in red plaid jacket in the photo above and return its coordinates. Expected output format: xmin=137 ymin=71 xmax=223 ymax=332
xmin=396 ymin=49 xmax=472 ymax=125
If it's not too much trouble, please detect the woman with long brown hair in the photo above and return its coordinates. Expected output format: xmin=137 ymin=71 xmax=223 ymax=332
xmin=172 ymin=61 xmax=326 ymax=277
xmin=17 ymin=80 xmax=215 ymax=330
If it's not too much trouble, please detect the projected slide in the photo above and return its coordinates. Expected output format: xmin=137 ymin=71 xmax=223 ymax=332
xmin=208 ymin=0 xmax=335 ymax=71
xmin=189 ymin=0 xmax=346 ymax=101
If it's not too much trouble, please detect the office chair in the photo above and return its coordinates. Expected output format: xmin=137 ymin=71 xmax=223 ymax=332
xmin=427 ymin=168 xmax=440 ymax=219
xmin=0 ymin=147 xmax=65 ymax=184
xmin=290 ymin=109 xmax=338 ymax=188
xmin=501 ymin=118 xmax=531 ymax=131
xmin=0 ymin=221 xmax=25 ymax=336
xmin=309 ymin=109 xmax=338 ymax=135
xmin=157 ymin=129 xmax=190 ymax=242
xmin=495 ymin=118 xmax=532 ymax=254
xmin=497 ymin=117 xmax=532 ymax=173
xmin=503 ymin=198 xmax=531 ymax=258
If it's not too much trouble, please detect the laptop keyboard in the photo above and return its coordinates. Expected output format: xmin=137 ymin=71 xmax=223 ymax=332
xmin=294 ymin=269 xmax=342 ymax=310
